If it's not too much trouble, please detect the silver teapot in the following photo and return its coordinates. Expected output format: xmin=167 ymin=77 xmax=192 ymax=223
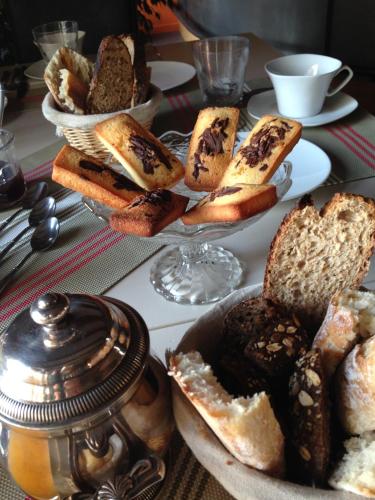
xmin=0 ymin=292 xmax=174 ymax=499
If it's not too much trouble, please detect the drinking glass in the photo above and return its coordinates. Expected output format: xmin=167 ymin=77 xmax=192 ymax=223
xmin=32 ymin=20 xmax=78 ymax=63
xmin=0 ymin=130 xmax=25 ymax=210
xmin=193 ymin=36 xmax=250 ymax=106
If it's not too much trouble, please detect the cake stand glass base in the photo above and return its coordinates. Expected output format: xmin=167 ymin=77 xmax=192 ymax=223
xmin=150 ymin=242 xmax=243 ymax=305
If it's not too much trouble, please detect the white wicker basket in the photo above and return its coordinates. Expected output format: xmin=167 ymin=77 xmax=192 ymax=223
xmin=42 ymin=84 xmax=163 ymax=161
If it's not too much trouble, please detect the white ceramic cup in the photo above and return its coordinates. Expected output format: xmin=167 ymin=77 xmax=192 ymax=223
xmin=265 ymin=53 xmax=353 ymax=118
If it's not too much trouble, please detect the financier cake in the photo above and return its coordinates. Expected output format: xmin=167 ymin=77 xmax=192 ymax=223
xmin=95 ymin=114 xmax=184 ymax=190
xmin=220 ymin=115 xmax=302 ymax=186
xmin=110 ymin=189 xmax=189 ymax=237
xmin=52 ymin=144 xmax=144 ymax=209
xmin=182 ymin=183 xmax=277 ymax=225
xmin=185 ymin=107 xmax=240 ymax=191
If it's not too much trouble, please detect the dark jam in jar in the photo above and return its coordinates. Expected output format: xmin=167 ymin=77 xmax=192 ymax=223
xmin=0 ymin=161 xmax=26 ymax=210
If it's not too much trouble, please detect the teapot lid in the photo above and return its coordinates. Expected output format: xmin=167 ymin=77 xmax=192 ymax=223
xmin=0 ymin=293 xmax=149 ymax=428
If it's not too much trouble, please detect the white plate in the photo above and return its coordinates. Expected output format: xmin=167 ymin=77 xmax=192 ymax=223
xmin=24 ymin=60 xmax=46 ymax=80
xmin=237 ymin=131 xmax=331 ymax=201
xmin=247 ymin=90 xmax=358 ymax=127
xmin=147 ymin=61 xmax=196 ymax=91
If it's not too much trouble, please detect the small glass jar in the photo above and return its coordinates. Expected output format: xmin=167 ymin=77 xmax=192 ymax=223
xmin=0 ymin=129 xmax=26 ymax=210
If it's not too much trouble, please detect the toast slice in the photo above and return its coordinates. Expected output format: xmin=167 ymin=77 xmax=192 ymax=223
xmin=220 ymin=115 xmax=302 ymax=186
xmin=52 ymin=144 xmax=144 ymax=209
xmin=182 ymin=184 xmax=277 ymax=225
xmin=95 ymin=113 xmax=184 ymax=190
xmin=44 ymin=47 xmax=93 ymax=113
xmin=87 ymin=35 xmax=134 ymax=114
xmin=169 ymin=351 xmax=285 ymax=477
xmin=185 ymin=107 xmax=240 ymax=191
xmin=263 ymin=193 xmax=375 ymax=327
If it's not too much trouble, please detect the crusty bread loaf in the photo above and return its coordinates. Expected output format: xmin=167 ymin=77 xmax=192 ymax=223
xmin=220 ymin=115 xmax=302 ymax=186
xmin=182 ymin=184 xmax=277 ymax=225
xmin=95 ymin=114 xmax=184 ymax=190
xmin=87 ymin=35 xmax=134 ymax=114
xmin=184 ymin=107 xmax=240 ymax=191
xmin=263 ymin=193 xmax=375 ymax=327
xmin=52 ymin=144 xmax=144 ymax=209
xmin=329 ymin=431 xmax=375 ymax=497
xmin=120 ymin=34 xmax=150 ymax=107
xmin=169 ymin=351 xmax=285 ymax=477
xmin=109 ymin=189 xmax=189 ymax=237
xmin=58 ymin=69 xmax=88 ymax=114
xmin=288 ymin=349 xmax=330 ymax=486
xmin=44 ymin=47 xmax=93 ymax=113
xmin=336 ymin=335 xmax=375 ymax=435
xmin=313 ymin=289 xmax=375 ymax=378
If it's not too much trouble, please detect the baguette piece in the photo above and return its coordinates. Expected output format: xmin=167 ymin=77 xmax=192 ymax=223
xmin=44 ymin=47 xmax=93 ymax=113
xmin=87 ymin=35 xmax=134 ymax=114
xmin=220 ymin=115 xmax=302 ymax=186
xmin=184 ymin=107 xmax=240 ymax=191
xmin=329 ymin=431 xmax=375 ymax=497
xmin=53 ymin=145 xmax=144 ymax=209
xmin=313 ymin=289 xmax=375 ymax=378
xmin=109 ymin=189 xmax=189 ymax=237
xmin=336 ymin=336 xmax=375 ymax=435
xmin=169 ymin=351 xmax=285 ymax=477
xmin=182 ymin=184 xmax=277 ymax=225
xmin=95 ymin=114 xmax=184 ymax=190
xmin=263 ymin=193 xmax=375 ymax=327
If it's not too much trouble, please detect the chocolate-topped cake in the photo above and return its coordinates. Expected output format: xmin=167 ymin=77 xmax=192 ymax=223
xmin=220 ymin=115 xmax=302 ymax=186
xmin=185 ymin=107 xmax=240 ymax=191
xmin=95 ymin=113 xmax=184 ymax=190
xmin=52 ymin=144 xmax=144 ymax=209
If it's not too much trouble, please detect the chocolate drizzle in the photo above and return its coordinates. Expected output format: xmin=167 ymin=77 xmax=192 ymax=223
xmin=237 ymin=121 xmax=292 ymax=170
xmin=193 ymin=117 xmax=229 ymax=180
xmin=129 ymin=189 xmax=172 ymax=209
xmin=208 ymin=185 xmax=242 ymax=202
xmin=129 ymin=134 xmax=172 ymax=174
xmin=79 ymin=160 xmax=104 ymax=173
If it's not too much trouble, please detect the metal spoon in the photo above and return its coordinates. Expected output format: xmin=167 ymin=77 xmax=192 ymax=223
xmin=0 ymin=217 xmax=60 ymax=295
xmin=0 ymin=196 xmax=56 ymax=262
xmin=0 ymin=180 xmax=48 ymax=234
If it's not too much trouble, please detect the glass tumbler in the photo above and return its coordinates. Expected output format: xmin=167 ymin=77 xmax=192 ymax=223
xmin=32 ymin=20 xmax=78 ymax=63
xmin=0 ymin=130 xmax=25 ymax=210
xmin=193 ymin=36 xmax=250 ymax=106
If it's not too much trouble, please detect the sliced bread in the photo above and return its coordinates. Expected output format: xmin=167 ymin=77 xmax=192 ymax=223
xmin=169 ymin=351 xmax=285 ymax=477
xmin=263 ymin=193 xmax=375 ymax=327
xmin=87 ymin=35 xmax=134 ymax=114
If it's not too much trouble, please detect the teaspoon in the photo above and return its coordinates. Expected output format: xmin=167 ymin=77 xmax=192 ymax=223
xmin=0 ymin=217 xmax=60 ymax=295
xmin=0 ymin=181 xmax=48 ymax=234
xmin=0 ymin=196 xmax=56 ymax=262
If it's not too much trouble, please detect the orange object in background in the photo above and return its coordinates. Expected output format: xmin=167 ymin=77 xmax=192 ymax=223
xmin=146 ymin=3 xmax=179 ymax=33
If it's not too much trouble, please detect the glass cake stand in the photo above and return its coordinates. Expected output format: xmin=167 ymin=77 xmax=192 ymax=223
xmin=82 ymin=131 xmax=292 ymax=305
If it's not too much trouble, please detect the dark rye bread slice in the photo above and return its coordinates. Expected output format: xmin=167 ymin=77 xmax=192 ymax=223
xmin=263 ymin=193 xmax=375 ymax=328
xmin=288 ymin=349 xmax=330 ymax=486
xmin=87 ymin=35 xmax=134 ymax=114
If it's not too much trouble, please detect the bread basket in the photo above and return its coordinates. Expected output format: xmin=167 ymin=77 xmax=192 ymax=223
xmin=42 ymin=84 xmax=163 ymax=161
xmin=171 ymin=284 xmax=359 ymax=500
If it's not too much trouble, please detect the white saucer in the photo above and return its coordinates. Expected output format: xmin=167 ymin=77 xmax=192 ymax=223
xmin=247 ymin=90 xmax=358 ymax=127
xmin=237 ymin=132 xmax=331 ymax=201
xmin=24 ymin=60 xmax=46 ymax=80
xmin=147 ymin=61 xmax=196 ymax=91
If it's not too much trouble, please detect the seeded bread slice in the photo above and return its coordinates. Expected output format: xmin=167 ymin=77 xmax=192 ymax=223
xmin=263 ymin=193 xmax=375 ymax=327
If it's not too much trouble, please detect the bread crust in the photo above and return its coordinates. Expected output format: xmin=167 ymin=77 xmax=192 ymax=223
xmin=263 ymin=193 xmax=375 ymax=326
xmin=220 ymin=115 xmax=302 ymax=186
xmin=52 ymin=144 xmax=144 ymax=209
xmin=336 ymin=336 xmax=375 ymax=435
xmin=95 ymin=113 xmax=184 ymax=190
xmin=58 ymin=69 xmax=88 ymax=114
xmin=184 ymin=107 xmax=240 ymax=191
xmin=182 ymin=184 xmax=277 ymax=225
